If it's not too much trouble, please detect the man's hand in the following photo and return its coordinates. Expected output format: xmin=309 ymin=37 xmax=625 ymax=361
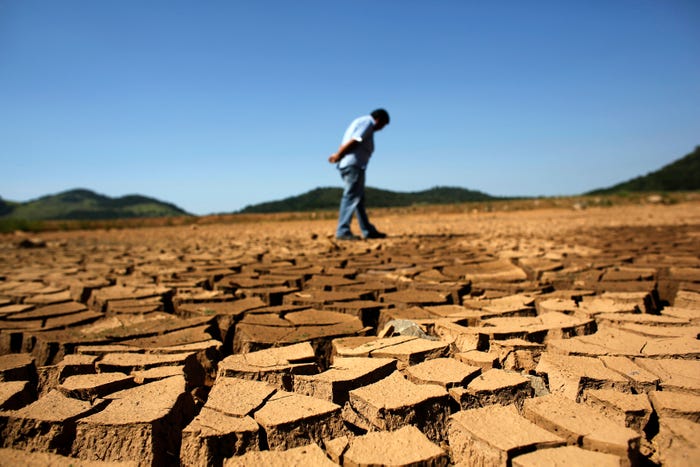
xmin=328 ymin=139 xmax=358 ymax=164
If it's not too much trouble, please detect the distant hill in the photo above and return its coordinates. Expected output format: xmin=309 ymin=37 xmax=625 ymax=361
xmin=1 ymin=188 xmax=191 ymax=220
xmin=588 ymin=146 xmax=700 ymax=194
xmin=0 ymin=197 xmax=16 ymax=217
xmin=239 ymin=186 xmax=495 ymax=213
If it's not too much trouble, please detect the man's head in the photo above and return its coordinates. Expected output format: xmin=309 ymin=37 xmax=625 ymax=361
xmin=371 ymin=108 xmax=390 ymax=130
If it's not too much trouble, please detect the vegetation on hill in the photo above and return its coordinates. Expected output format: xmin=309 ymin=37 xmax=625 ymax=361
xmin=0 ymin=197 xmax=17 ymax=217
xmin=0 ymin=188 xmax=190 ymax=221
xmin=588 ymin=146 xmax=700 ymax=194
xmin=239 ymin=186 xmax=496 ymax=213
xmin=2 ymin=145 xmax=696 ymax=231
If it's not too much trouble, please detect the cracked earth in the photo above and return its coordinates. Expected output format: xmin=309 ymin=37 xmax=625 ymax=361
xmin=0 ymin=202 xmax=699 ymax=466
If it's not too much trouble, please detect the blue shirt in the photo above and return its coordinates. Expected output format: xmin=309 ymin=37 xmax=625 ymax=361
xmin=338 ymin=115 xmax=375 ymax=170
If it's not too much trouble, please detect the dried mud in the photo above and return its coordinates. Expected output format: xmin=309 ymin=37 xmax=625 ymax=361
xmin=1 ymin=203 xmax=699 ymax=466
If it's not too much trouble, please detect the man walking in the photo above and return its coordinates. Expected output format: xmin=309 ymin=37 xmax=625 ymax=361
xmin=328 ymin=108 xmax=390 ymax=240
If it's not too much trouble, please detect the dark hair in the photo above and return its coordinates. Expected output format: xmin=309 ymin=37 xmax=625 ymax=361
xmin=371 ymin=108 xmax=390 ymax=125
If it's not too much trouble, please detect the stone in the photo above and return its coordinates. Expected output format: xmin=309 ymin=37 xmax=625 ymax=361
xmin=293 ymin=357 xmax=396 ymax=405
xmin=377 ymin=306 xmax=440 ymax=333
xmin=522 ymin=394 xmax=640 ymax=464
xmin=253 ymin=390 xmax=343 ymax=450
xmin=448 ymin=404 xmax=565 ymax=466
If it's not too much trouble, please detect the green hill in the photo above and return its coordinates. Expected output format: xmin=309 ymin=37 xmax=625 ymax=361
xmin=239 ymin=186 xmax=495 ymax=213
xmin=0 ymin=197 xmax=17 ymax=217
xmin=1 ymin=188 xmax=191 ymax=220
xmin=588 ymin=146 xmax=700 ymax=194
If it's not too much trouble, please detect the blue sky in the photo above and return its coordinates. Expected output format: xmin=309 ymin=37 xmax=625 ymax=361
xmin=2 ymin=1 xmax=699 ymax=215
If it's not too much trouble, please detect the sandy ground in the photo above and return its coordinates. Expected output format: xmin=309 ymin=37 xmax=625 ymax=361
xmin=0 ymin=201 xmax=698 ymax=466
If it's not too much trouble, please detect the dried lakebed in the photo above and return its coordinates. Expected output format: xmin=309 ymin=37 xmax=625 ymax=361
xmin=0 ymin=203 xmax=699 ymax=466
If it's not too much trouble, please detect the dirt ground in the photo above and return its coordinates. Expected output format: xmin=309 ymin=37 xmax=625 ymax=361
xmin=0 ymin=202 xmax=699 ymax=466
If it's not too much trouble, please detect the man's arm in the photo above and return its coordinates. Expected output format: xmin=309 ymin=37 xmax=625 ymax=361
xmin=328 ymin=139 xmax=359 ymax=163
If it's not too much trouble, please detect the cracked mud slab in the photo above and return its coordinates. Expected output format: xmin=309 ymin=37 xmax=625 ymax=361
xmin=0 ymin=202 xmax=699 ymax=465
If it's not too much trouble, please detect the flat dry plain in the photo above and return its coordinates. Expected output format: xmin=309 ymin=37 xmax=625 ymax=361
xmin=0 ymin=202 xmax=699 ymax=466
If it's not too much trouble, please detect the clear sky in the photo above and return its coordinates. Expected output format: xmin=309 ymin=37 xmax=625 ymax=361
xmin=2 ymin=1 xmax=699 ymax=215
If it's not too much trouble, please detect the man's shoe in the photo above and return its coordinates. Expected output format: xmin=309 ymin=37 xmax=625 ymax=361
xmin=336 ymin=233 xmax=361 ymax=241
xmin=364 ymin=231 xmax=387 ymax=239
